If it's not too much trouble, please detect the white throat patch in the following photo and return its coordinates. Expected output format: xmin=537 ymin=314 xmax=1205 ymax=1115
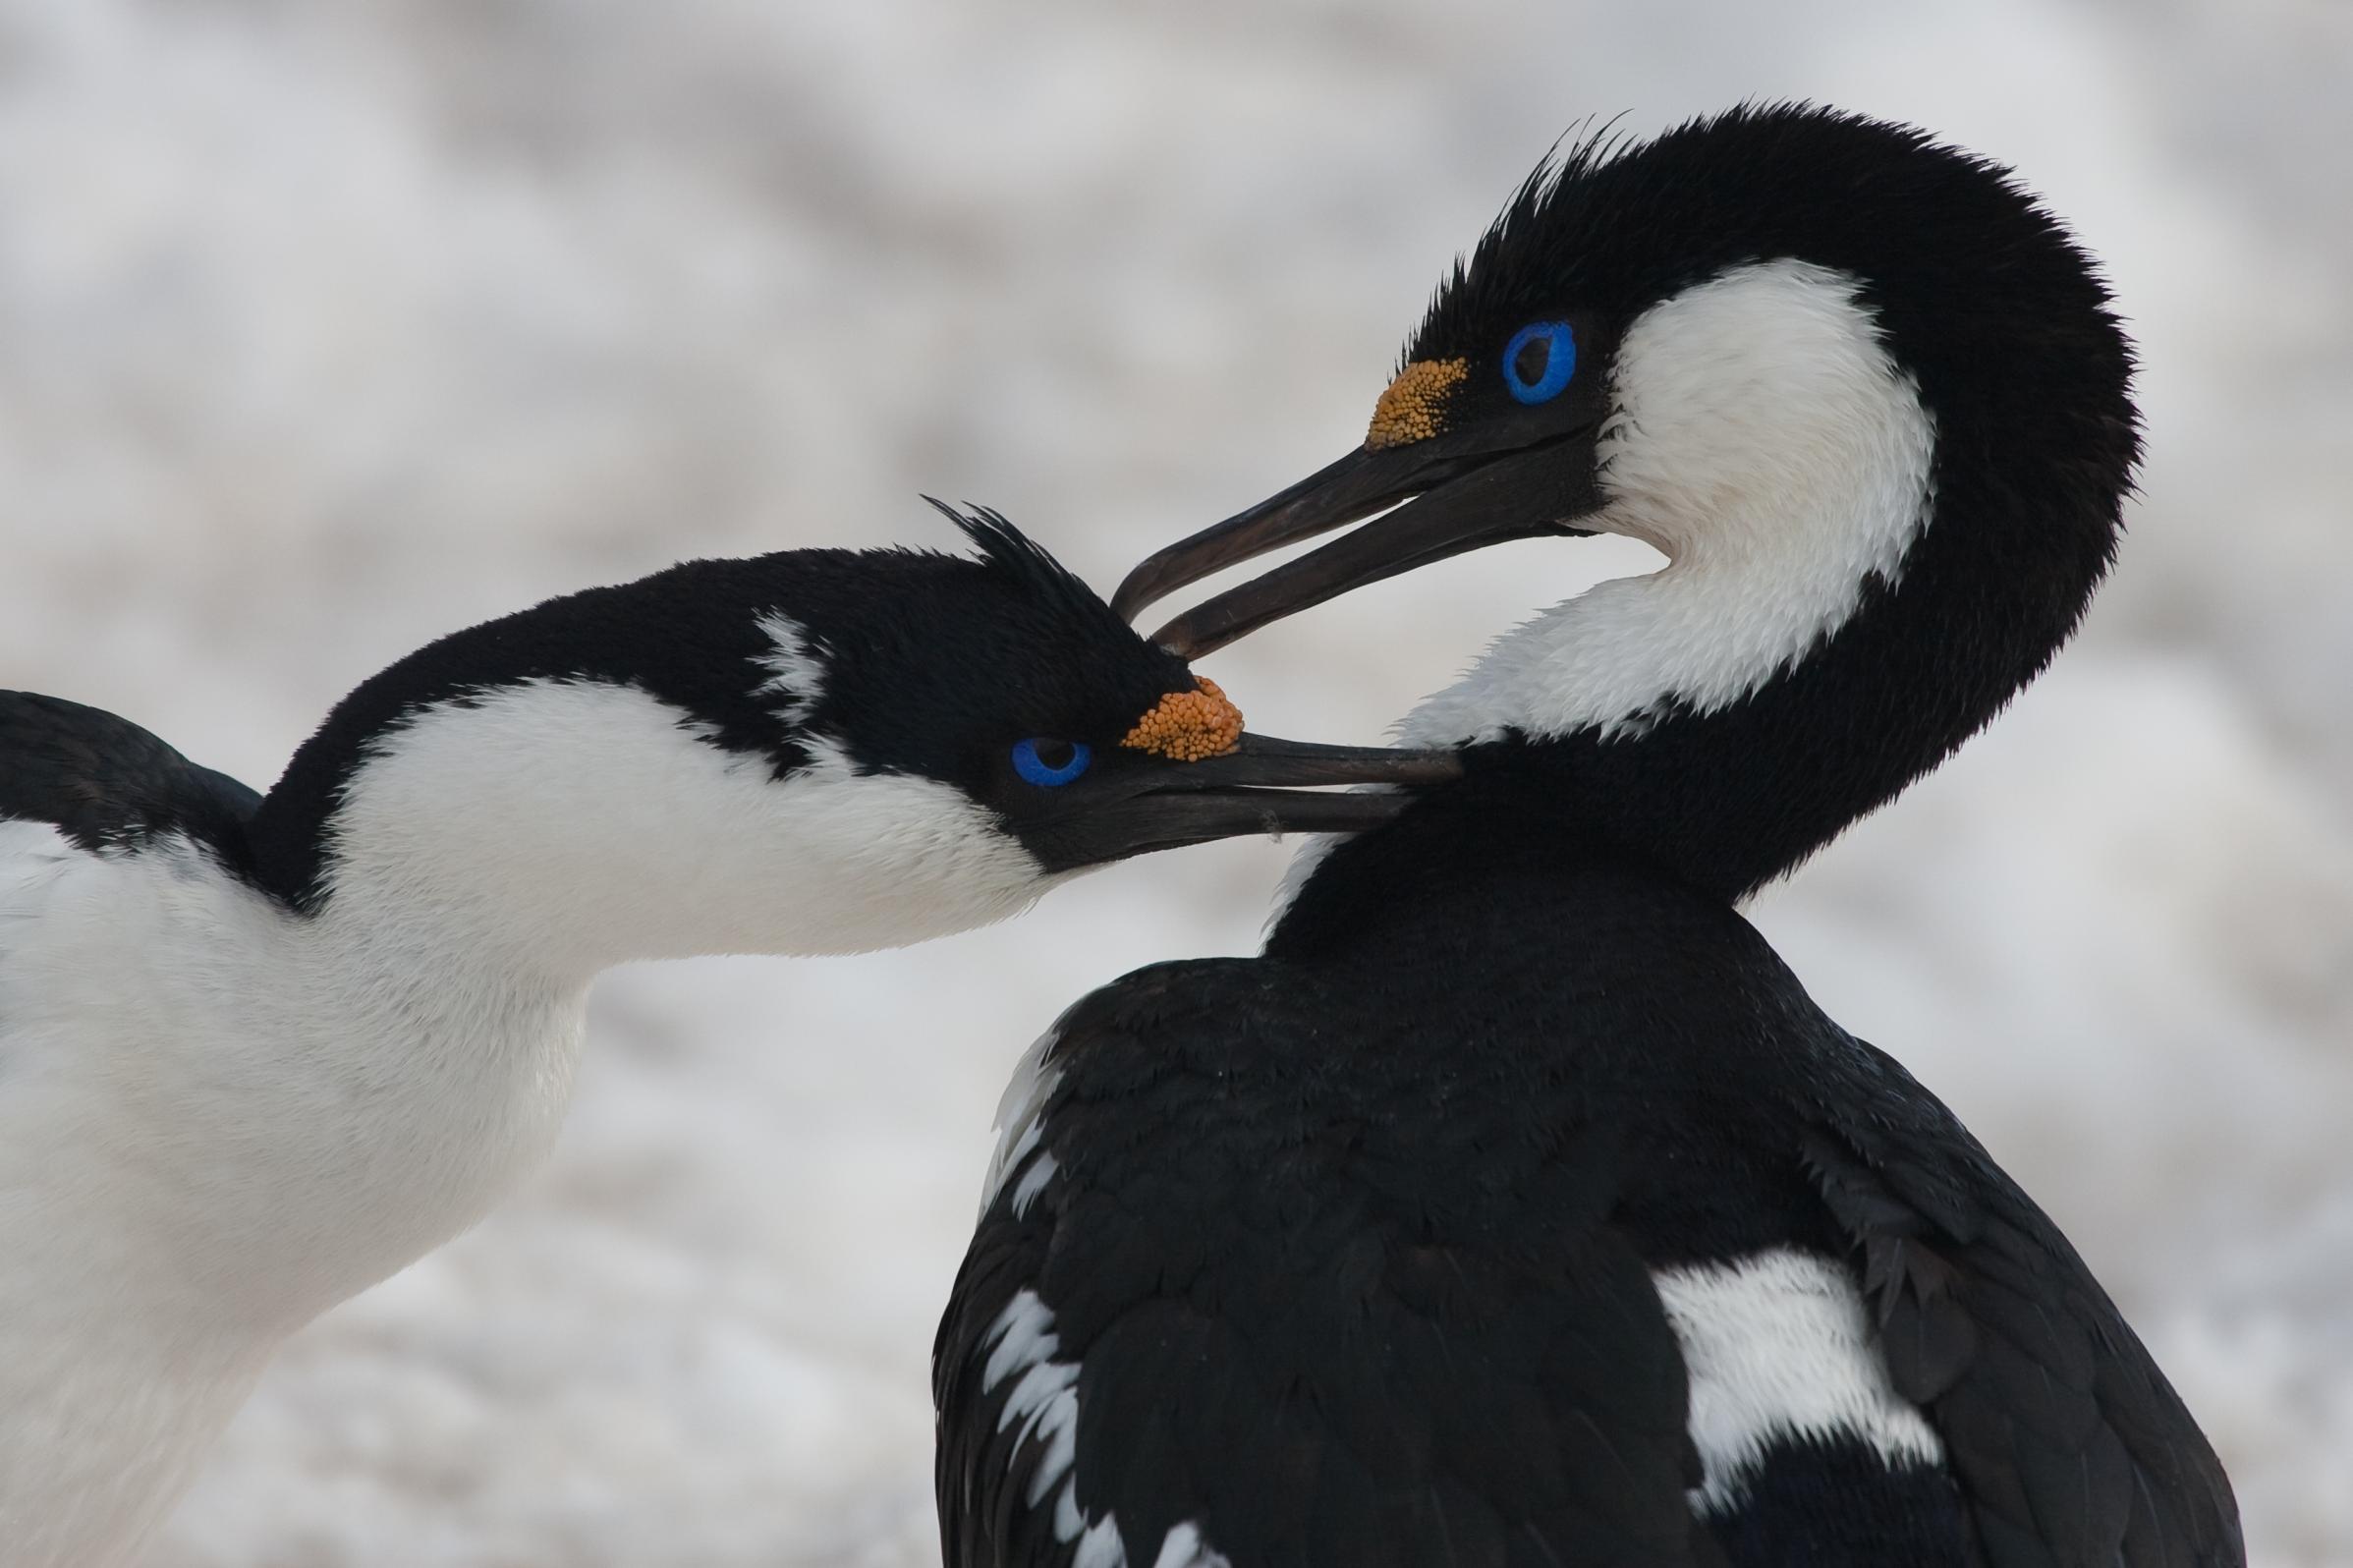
xmin=323 ymin=679 xmax=1051 ymax=978
xmin=1399 ymin=258 xmax=1935 ymax=748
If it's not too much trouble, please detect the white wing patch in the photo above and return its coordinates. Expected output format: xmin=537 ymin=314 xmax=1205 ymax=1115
xmin=980 ymin=1288 xmax=1230 ymax=1568
xmin=1652 ymin=1247 xmax=1945 ymax=1514
xmin=1011 ymin=1150 xmax=1059 ymax=1220
xmin=980 ymin=1026 xmax=1064 ymax=1217
xmin=1401 ymin=258 xmax=1936 ymax=749
xmin=977 ymin=1031 xmax=1226 ymax=1567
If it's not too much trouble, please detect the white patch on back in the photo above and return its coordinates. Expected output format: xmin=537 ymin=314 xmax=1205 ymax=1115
xmin=752 ymin=610 xmax=827 ymax=727
xmin=1652 ymin=1248 xmax=1945 ymax=1514
xmin=1400 ymin=258 xmax=1936 ymax=748
xmin=980 ymin=1289 xmax=1230 ymax=1568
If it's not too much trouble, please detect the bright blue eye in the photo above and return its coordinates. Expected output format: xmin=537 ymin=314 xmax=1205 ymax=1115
xmin=1502 ymin=320 xmax=1577 ymax=405
xmin=1011 ymin=738 xmax=1092 ymax=787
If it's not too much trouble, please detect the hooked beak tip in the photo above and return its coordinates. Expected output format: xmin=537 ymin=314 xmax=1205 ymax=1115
xmin=1108 ymin=565 xmax=1166 ymax=626
xmin=1112 ymin=445 xmax=1407 ymax=627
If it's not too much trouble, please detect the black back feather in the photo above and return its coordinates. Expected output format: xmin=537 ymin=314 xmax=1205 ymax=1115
xmin=1 ymin=690 xmax=260 ymax=871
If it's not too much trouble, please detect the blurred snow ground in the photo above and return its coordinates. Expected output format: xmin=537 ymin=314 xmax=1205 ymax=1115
xmin=0 ymin=0 xmax=2346 ymax=1561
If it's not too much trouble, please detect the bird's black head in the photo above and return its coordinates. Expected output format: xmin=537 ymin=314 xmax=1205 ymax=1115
xmin=245 ymin=506 xmax=1453 ymax=938
xmin=1118 ymin=103 xmax=2135 ymax=655
xmin=1113 ymin=104 xmax=2138 ymax=897
xmin=751 ymin=505 xmax=1457 ymax=878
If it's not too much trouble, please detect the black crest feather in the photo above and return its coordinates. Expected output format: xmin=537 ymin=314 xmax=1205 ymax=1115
xmin=925 ymin=498 xmax=1121 ymax=633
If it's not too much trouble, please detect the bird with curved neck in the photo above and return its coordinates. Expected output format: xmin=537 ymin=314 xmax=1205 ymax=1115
xmin=0 ymin=504 xmax=1452 ymax=1568
xmin=937 ymin=107 xmax=2240 ymax=1568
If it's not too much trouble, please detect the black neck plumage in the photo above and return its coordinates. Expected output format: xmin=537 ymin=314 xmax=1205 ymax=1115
xmin=1277 ymin=462 xmax=2120 ymax=951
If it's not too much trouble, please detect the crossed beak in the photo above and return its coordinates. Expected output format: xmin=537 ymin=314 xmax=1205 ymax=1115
xmin=1073 ymin=357 xmax=1606 ymax=862
xmin=1112 ymin=359 xmax=1606 ymax=657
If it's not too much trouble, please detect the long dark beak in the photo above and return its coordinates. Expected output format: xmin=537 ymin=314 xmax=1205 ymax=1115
xmin=1113 ymin=431 xmax=1600 ymax=658
xmin=1036 ymin=732 xmax=1460 ymax=870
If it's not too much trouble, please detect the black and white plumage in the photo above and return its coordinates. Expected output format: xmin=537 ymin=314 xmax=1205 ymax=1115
xmin=0 ymin=507 xmax=1446 ymax=1568
xmin=935 ymin=107 xmax=2241 ymax=1568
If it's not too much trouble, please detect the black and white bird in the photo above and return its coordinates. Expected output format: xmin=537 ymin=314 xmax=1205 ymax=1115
xmin=935 ymin=108 xmax=2242 ymax=1567
xmin=0 ymin=505 xmax=1450 ymax=1568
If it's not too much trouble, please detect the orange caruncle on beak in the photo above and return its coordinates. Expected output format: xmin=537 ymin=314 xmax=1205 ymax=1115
xmin=1365 ymin=358 xmax=1469 ymax=450
xmin=1120 ymin=677 xmax=1244 ymax=761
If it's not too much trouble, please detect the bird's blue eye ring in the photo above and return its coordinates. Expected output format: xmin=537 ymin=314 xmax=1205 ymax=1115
xmin=1502 ymin=320 xmax=1577 ymax=405
xmin=1011 ymin=737 xmax=1092 ymax=787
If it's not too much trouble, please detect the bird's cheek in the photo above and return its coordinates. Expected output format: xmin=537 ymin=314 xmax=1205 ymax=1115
xmin=742 ymin=771 xmax=1054 ymax=955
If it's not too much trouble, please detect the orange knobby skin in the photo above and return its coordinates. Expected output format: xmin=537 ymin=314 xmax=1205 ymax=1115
xmin=1120 ymin=677 xmax=1244 ymax=761
xmin=1366 ymin=359 xmax=1468 ymax=450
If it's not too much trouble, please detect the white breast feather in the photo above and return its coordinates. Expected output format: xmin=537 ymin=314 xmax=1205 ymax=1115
xmin=0 ymin=677 xmax=1064 ymax=1566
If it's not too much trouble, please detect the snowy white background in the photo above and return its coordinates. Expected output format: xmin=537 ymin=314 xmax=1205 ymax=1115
xmin=1 ymin=0 xmax=2347 ymax=1562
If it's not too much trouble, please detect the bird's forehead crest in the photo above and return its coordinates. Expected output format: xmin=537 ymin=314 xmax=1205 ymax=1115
xmin=1367 ymin=358 xmax=1469 ymax=451
xmin=1120 ymin=677 xmax=1243 ymax=761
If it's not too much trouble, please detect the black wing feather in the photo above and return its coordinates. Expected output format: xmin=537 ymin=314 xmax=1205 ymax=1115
xmin=0 ymin=691 xmax=260 ymax=864
xmin=936 ymin=1189 xmax=1070 ymax=1568
xmin=1803 ymin=1045 xmax=2243 ymax=1568
xmin=941 ymin=921 xmax=2236 ymax=1568
xmin=936 ymin=965 xmax=1717 ymax=1568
